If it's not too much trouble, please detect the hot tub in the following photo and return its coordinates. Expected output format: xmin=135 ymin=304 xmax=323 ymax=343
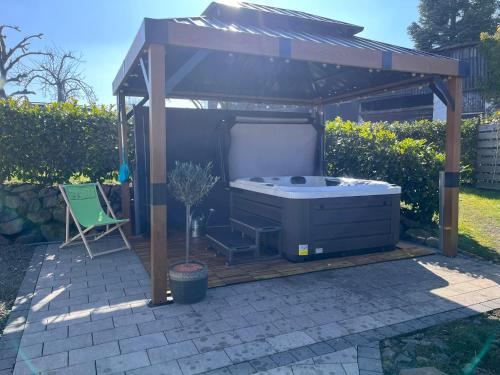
xmin=230 ymin=176 xmax=401 ymax=261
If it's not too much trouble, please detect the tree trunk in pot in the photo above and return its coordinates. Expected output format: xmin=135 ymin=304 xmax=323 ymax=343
xmin=185 ymin=204 xmax=191 ymax=263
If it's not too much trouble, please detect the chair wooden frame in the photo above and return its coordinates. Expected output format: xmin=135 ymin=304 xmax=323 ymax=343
xmin=59 ymin=182 xmax=132 ymax=259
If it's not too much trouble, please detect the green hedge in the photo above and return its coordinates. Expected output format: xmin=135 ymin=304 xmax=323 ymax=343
xmin=0 ymin=99 xmax=119 ymax=185
xmin=385 ymin=119 xmax=479 ymax=184
xmin=325 ymin=118 xmax=478 ymax=223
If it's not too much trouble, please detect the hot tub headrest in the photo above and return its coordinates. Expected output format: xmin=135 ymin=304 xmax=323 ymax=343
xmin=250 ymin=177 xmax=265 ymax=182
xmin=290 ymin=176 xmax=306 ymax=184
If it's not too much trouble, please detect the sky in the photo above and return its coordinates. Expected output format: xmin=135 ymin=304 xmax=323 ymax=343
xmin=4 ymin=0 xmax=421 ymax=105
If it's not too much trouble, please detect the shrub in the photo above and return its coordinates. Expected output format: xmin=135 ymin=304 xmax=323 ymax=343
xmin=325 ymin=118 xmax=445 ymax=223
xmin=0 ymin=99 xmax=120 ymax=184
xmin=385 ymin=119 xmax=478 ymax=184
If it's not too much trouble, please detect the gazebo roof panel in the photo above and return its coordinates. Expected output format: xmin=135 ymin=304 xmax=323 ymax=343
xmin=170 ymin=16 xmax=451 ymax=59
xmin=202 ymin=1 xmax=365 ymax=37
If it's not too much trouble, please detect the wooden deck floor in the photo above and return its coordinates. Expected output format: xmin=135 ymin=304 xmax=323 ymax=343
xmin=130 ymin=234 xmax=435 ymax=288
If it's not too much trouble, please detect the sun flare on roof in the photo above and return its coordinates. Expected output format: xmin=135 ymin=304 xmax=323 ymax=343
xmin=218 ymin=0 xmax=242 ymax=8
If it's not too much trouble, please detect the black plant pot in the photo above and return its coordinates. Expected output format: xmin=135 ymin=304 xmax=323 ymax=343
xmin=169 ymin=260 xmax=208 ymax=304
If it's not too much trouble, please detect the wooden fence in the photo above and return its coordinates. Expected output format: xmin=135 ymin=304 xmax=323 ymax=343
xmin=476 ymin=122 xmax=500 ymax=190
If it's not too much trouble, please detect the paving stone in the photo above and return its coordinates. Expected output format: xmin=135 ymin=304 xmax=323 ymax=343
xmin=164 ymin=324 xmax=212 ymax=343
xmin=243 ymin=309 xmax=284 ymax=325
xmin=249 ymin=355 xmax=278 ymax=372
xmin=96 ymin=350 xmax=150 ymax=374
xmin=358 ymin=345 xmax=381 ymax=360
xmin=13 ymin=352 xmax=67 ymax=374
xmin=235 ymin=323 xmax=281 ymax=343
xmin=204 ymin=367 xmax=232 ymax=375
xmin=0 ymin=347 xmax=18 ymax=361
xmin=112 ymin=311 xmax=155 ymax=327
xmin=270 ymin=351 xmax=296 ymax=366
xmin=69 ymin=341 xmax=120 ymax=365
xmin=272 ymin=315 xmax=317 ymax=334
xmin=225 ymin=340 xmax=276 ymax=363
xmin=20 ymin=326 xmax=68 ymax=346
xmin=326 ymin=337 xmax=355 ymax=351
xmin=40 ymin=361 xmax=97 ymax=375
xmin=338 ymin=315 xmax=385 ymax=334
xmin=342 ymin=363 xmax=360 ymax=375
xmin=309 ymin=309 xmax=350 ymax=325
xmin=227 ymin=361 xmax=255 ymax=375
xmin=313 ymin=347 xmax=357 ymax=364
xmin=358 ymin=357 xmax=383 ymax=372
xmin=50 ymin=295 xmax=89 ymax=310
xmin=0 ymin=357 xmax=15 ymax=371
xmin=178 ymin=310 xmax=222 ymax=326
xmin=43 ymin=334 xmax=93 ymax=355
xmin=126 ymin=360 xmax=183 ymax=375
xmin=289 ymin=346 xmax=315 ymax=361
xmin=193 ymin=330 xmax=242 ymax=353
xmin=308 ymin=342 xmax=335 ymax=356
xmin=291 ymin=363 xmax=347 ymax=375
xmin=254 ymin=365 xmax=293 ymax=375
xmin=119 ymin=332 xmax=167 ymax=353
xmin=206 ymin=316 xmax=249 ymax=334
xmin=304 ymin=322 xmax=349 ymax=341
xmin=147 ymin=340 xmax=199 ymax=364
xmin=369 ymin=309 xmax=413 ymax=326
xmin=177 ymin=349 xmax=232 ymax=375
xmin=69 ymin=318 xmax=114 ymax=337
xmin=90 ymin=305 xmax=132 ymax=321
xmin=359 ymin=329 xmax=386 ymax=343
xmin=137 ymin=316 xmax=181 ymax=335
xmin=267 ymin=331 xmax=315 ymax=352
xmin=151 ymin=304 xmax=194 ymax=320
xmin=344 ymin=333 xmax=373 ymax=346
xmin=13 ymin=343 xmax=42 ymax=360
xmin=92 ymin=324 xmax=139 ymax=345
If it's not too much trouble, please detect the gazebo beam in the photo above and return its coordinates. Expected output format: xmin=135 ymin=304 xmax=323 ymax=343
xmin=166 ymin=21 xmax=461 ymax=77
xmin=442 ymin=77 xmax=463 ymax=256
xmin=148 ymin=43 xmax=168 ymax=305
xmin=167 ymin=90 xmax=314 ymax=106
xmin=117 ymin=92 xmax=131 ymax=236
xmin=320 ymin=76 xmax=433 ymax=105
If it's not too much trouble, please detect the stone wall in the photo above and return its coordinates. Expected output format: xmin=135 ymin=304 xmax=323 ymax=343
xmin=0 ymin=184 xmax=122 ymax=244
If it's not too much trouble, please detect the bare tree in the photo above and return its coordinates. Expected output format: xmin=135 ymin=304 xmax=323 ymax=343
xmin=28 ymin=48 xmax=96 ymax=103
xmin=0 ymin=25 xmax=46 ymax=99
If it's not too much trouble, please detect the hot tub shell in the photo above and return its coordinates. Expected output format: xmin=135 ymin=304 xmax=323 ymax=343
xmin=230 ymin=177 xmax=401 ymax=261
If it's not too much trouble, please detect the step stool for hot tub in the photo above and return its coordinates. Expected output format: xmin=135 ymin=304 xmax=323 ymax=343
xmin=206 ymin=226 xmax=258 ymax=265
xmin=230 ymin=214 xmax=282 ymax=257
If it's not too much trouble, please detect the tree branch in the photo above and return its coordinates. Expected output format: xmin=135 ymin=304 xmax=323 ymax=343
xmin=9 ymin=88 xmax=35 ymax=96
xmin=6 ymin=32 xmax=43 ymax=60
xmin=6 ymin=51 xmax=48 ymax=72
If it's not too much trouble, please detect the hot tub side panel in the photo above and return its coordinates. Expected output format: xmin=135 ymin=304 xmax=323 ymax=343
xmin=301 ymin=194 xmax=400 ymax=261
xmin=230 ymin=189 xmax=400 ymax=261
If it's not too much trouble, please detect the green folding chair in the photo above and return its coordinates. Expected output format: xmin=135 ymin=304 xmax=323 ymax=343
xmin=59 ymin=182 xmax=131 ymax=258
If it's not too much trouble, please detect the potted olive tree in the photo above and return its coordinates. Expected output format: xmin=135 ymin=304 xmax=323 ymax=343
xmin=167 ymin=161 xmax=219 ymax=303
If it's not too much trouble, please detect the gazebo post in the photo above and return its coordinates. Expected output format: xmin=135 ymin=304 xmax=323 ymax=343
xmin=117 ymin=92 xmax=131 ymax=236
xmin=148 ymin=43 xmax=168 ymax=304
xmin=442 ymin=77 xmax=463 ymax=257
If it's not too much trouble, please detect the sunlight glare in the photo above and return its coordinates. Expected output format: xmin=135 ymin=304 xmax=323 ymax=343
xmin=219 ymin=0 xmax=242 ymax=8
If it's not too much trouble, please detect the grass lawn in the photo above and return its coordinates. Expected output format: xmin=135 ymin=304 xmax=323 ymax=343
xmin=381 ymin=309 xmax=500 ymax=375
xmin=0 ymin=244 xmax=34 ymax=336
xmin=458 ymin=187 xmax=500 ymax=262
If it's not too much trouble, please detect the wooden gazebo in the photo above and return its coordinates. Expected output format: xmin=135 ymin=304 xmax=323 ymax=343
xmin=113 ymin=1 xmax=467 ymax=305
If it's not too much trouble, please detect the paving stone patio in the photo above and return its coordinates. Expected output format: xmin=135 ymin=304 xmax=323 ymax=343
xmin=1 ymin=240 xmax=499 ymax=374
